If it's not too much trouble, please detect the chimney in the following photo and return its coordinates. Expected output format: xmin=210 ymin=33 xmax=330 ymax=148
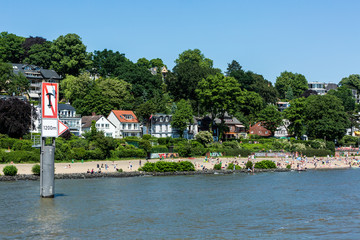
xmin=92 ymin=112 xmax=96 ymax=116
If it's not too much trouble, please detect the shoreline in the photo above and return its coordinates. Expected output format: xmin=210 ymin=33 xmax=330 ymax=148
xmin=0 ymin=156 xmax=355 ymax=180
xmin=0 ymin=167 xmax=352 ymax=181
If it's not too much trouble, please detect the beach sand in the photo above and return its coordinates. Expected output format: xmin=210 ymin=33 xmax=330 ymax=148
xmin=0 ymin=156 xmax=355 ymax=175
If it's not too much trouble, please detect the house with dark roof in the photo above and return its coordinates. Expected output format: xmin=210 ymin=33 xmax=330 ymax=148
xmin=81 ymin=113 xmax=117 ymax=137
xmin=107 ymin=110 xmax=141 ymax=138
xmin=58 ymin=103 xmax=82 ymax=136
xmin=12 ymin=63 xmax=61 ymax=100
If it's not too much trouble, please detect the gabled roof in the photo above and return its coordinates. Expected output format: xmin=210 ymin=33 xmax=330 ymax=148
xmin=110 ymin=110 xmax=139 ymax=123
xmin=11 ymin=63 xmax=61 ymax=80
xmin=58 ymin=103 xmax=76 ymax=111
xmin=81 ymin=115 xmax=102 ymax=128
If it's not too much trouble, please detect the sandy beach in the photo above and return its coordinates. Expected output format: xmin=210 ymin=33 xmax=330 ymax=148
xmin=0 ymin=156 xmax=356 ymax=175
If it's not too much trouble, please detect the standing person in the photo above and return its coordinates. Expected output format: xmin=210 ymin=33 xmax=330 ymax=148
xmin=139 ymin=159 xmax=142 ymax=167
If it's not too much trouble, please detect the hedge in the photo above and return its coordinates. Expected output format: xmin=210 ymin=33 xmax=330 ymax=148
xmin=139 ymin=161 xmax=195 ymax=172
xmin=254 ymin=160 xmax=276 ymax=169
xmin=299 ymin=149 xmax=333 ymax=157
xmin=2 ymin=151 xmax=40 ymax=163
xmin=110 ymin=149 xmax=146 ymax=158
xmin=151 ymin=145 xmax=169 ymax=153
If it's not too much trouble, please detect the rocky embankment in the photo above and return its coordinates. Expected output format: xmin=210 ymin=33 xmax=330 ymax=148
xmin=0 ymin=168 xmax=292 ymax=181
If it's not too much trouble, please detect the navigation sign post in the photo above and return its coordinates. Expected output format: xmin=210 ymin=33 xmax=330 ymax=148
xmin=40 ymin=82 xmax=58 ymax=198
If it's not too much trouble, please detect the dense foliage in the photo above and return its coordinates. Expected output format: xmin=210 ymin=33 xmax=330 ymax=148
xmin=254 ymin=160 xmax=277 ymax=169
xmin=3 ymin=165 xmax=18 ymax=176
xmin=32 ymin=164 xmax=40 ymax=175
xmin=139 ymin=161 xmax=195 ymax=172
xmin=1 ymin=31 xmax=359 ymax=143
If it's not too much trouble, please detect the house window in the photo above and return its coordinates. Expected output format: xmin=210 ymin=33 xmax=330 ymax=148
xmin=265 ymin=131 xmax=268 ymax=134
xmin=101 ymin=124 xmax=104 ymax=128
xmin=96 ymin=124 xmax=100 ymax=128
xmin=105 ymin=124 xmax=109 ymax=129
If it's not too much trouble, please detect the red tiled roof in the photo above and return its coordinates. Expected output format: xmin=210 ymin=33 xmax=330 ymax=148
xmin=111 ymin=110 xmax=139 ymax=123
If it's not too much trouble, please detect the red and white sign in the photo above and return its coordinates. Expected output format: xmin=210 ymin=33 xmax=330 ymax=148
xmin=58 ymin=120 xmax=69 ymax=136
xmin=42 ymin=83 xmax=58 ymax=119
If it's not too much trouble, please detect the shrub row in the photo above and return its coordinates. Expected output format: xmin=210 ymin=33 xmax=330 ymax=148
xmin=139 ymin=161 xmax=195 ymax=172
xmin=254 ymin=160 xmax=277 ymax=169
xmin=0 ymin=150 xmax=40 ymax=163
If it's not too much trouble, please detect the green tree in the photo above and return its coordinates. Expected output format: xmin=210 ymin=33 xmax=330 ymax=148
xmin=226 ymin=60 xmax=278 ymax=104
xmin=196 ymin=73 xmax=242 ymax=138
xmin=305 ymin=95 xmax=349 ymax=141
xmin=257 ymin=104 xmax=283 ymax=136
xmin=275 ymin=71 xmax=308 ymax=99
xmin=171 ymin=99 xmax=194 ymax=138
xmin=195 ymin=131 xmax=213 ymax=146
xmin=169 ymin=49 xmax=220 ymax=102
xmin=73 ymin=77 xmax=134 ymax=116
xmin=283 ymin=97 xmax=307 ymax=138
xmin=0 ymin=61 xmax=29 ymax=95
xmin=61 ymin=72 xmax=94 ymax=102
xmin=92 ymin=49 xmax=127 ymax=77
xmin=285 ymin=86 xmax=294 ymax=100
xmin=24 ymin=41 xmax=52 ymax=69
xmin=236 ymin=90 xmax=265 ymax=122
xmin=339 ymin=74 xmax=360 ymax=93
xmin=327 ymin=86 xmax=355 ymax=112
xmin=0 ymin=32 xmax=25 ymax=63
xmin=51 ymin=33 xmax=91 ymax=76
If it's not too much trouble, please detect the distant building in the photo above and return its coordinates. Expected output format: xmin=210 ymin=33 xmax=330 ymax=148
xmin=149 ymin=114 xmax=173 ymax=138
xmin=81 ymin=113 xmax=117 ymax=138
xmin=308 ymin=82 xmax=326 ymax=95
xmin=249 ymin=122 xmax=272 ymax=137
xmin=107 ymin=110 xmax=141 ymax=138
xmin=274 ymin=119 xmax=290 ymax=138
xmin=148 ymin=114 xmax=198 ymax=139
xmin=58 ymin=103 xmax=82 ymax=136
xmin=276 ymin=102 xmax=290 ymax=112
xmin=11 ymin=63 xmax=61 ymax=100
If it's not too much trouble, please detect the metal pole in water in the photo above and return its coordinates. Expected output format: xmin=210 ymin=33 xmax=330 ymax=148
xmin=40 ymin=137 xmax=55 ymax=198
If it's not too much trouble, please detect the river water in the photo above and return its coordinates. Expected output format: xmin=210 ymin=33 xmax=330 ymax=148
xmin=1 ymin=169 xmax=360 ymax=239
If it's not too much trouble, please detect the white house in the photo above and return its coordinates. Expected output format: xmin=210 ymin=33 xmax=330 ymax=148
xmin=58 ymin=103 xmax=82 ymax=136
xmin=149 ymin=114 xmax=198 ymax=139
xmin=150 ymin=114 xmax=173 ymax=138
xmin=274 ymin=119 xmax=290 ymax=138
xmin=107 ymin=110 xmax=141 ymax=138
xmin=81 ymin=114 xmax=117 ymax=138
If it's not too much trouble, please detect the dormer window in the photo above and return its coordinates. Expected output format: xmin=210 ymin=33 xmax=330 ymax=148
xmin=124 ymin=114 xmax=133 ymax=120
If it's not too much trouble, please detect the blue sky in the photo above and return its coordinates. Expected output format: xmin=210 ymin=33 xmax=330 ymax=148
xmin=1 ymin=0 xmax=360 ymax=84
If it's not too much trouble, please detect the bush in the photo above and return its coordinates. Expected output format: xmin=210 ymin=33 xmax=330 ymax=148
xmin=111 ymin=147 xmax=146 ymax=158
xmin=139 ymin=162 xmax=156 ymax=172
xmin=254 ymin=160 xmax=277 ymax=169
xmin=142 ymin=134 xmax=151 ymax=140
xmin=12 ymin=139 xmax=34 ymax=151
xmin=3 ymin=151 xmax=40 ymax=163
xmin=227 ymin=163 xmax=241 ymax=170
xmin=286 ymin=164 xmax=291 ymax=169
xmin=223 ymin=149 xmax=251 ymax=157
xmin=299 ymin=149 xmax=333 ymax=157
xmin=139 ymin=161 xmax=195 ymax=172
xmin=223 ymin=141 xmax=240 ymax=149
xmin=71 ymin=147 xmax=86 ymax=160
xmin=85 ymin=149 xmax=105 ymax=160
xmin=32 ymin=164 xmax=40 ymax=175
xmin=213 ymin=163 xmax=222 ymax=170
xmin=245 ymin=161 xmax=253 ymax=169
xmin=117 ymin=168 xmax=123 ymax=172
xmin=151 ymin=145 xmax=169 ymax=153
xmin=3 ymin=165 xmax=18 ymax=176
